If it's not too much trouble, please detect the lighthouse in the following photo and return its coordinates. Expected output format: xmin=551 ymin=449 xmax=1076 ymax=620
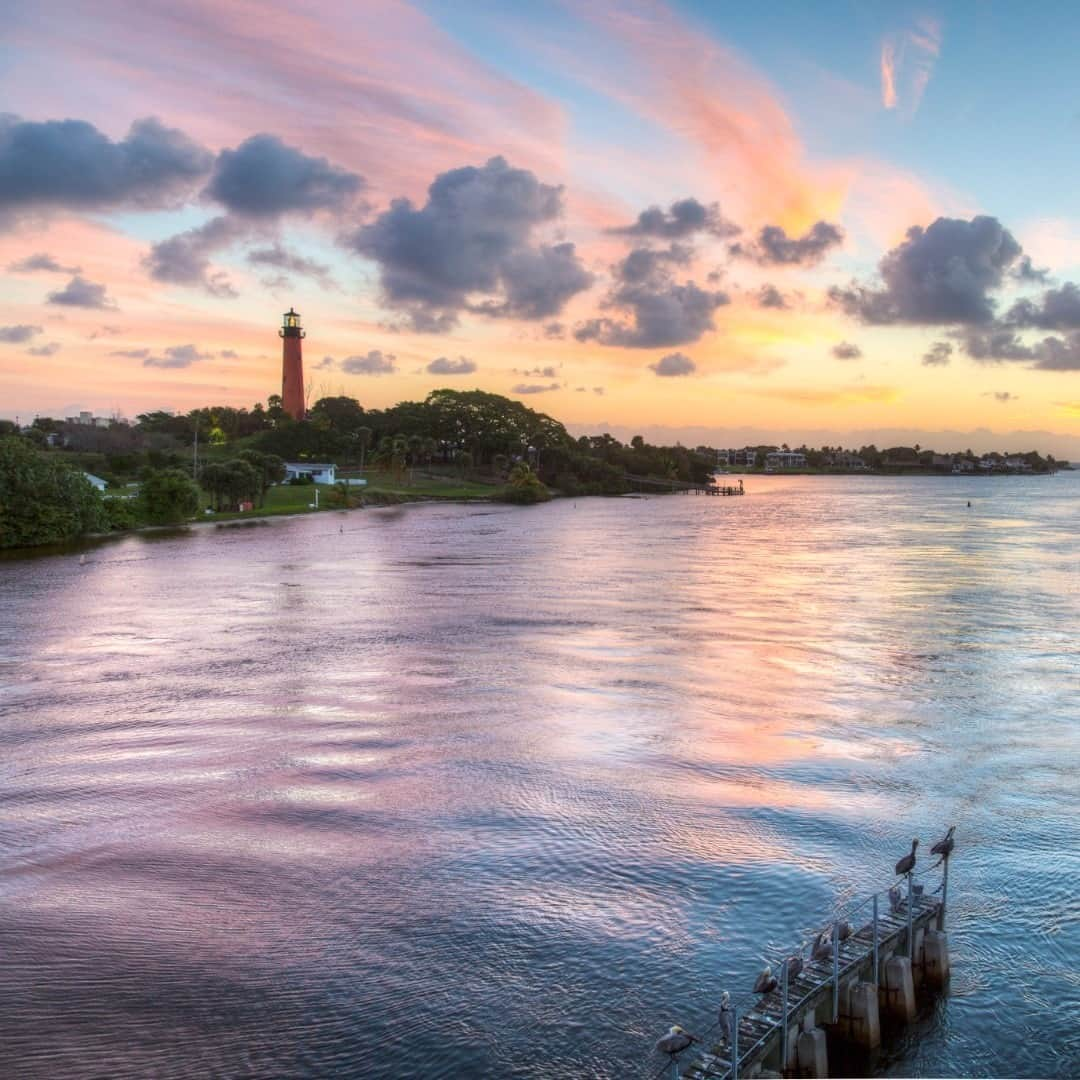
xmin=279 ymin=308 xmax=306 ymax=421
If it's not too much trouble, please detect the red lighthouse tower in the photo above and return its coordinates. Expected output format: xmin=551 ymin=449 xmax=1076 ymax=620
xmin=279 ymin=308 xmax=306 ymax=421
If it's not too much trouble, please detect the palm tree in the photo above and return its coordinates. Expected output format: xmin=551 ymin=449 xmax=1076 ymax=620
xmin=355 ymin=426 xmax=373 ymax=471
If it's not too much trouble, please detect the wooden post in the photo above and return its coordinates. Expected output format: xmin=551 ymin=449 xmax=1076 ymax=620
xmin=732 ymin=1004 xmax=739 ymax=1080
xmin=872 ymin=893 xmax=879 ymax=989
xmin=939 ymin=856 xmax=949 ymax=931
xmin=832 ymin=920 xmax=840 ymax=1022
xmin=906 ymin=871 xmax=914 ymax=959
xmin=780 ymin=959 xmax=789 ymax=1067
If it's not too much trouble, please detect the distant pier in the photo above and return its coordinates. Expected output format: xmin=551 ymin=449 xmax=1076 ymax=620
xmin=624 ymin=474 xmax=745 ymax=496
xmin=656 ymin=851 xmax=953 ymax=1080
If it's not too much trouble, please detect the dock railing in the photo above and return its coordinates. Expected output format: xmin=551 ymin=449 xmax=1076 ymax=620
xmin=650 ymin=852 xmax=950 ymax=1080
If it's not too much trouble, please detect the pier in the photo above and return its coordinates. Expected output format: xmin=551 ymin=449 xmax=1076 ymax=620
xmin=623 ymin=474 xmax=745 ymax=496
xmin=655 ymin=850 xmax=953 ymax=1080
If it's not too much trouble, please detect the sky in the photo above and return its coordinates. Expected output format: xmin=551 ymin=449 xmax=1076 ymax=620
xmin=3 ymin=0 xmax=1080 ymax=456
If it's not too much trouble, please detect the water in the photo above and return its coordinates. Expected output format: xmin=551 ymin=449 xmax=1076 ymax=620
xmin=1 ymin=475 xmax=1078 ymax=1078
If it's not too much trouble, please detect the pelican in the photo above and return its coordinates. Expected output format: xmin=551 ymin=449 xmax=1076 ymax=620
xmin=811 ymin=930 xmax=832 ymax=962
xmin=753 ymin=965 xmax=778 ymax=994
xmin=888 ymin=885 xmax=902 ymax=913
xmin=785 ymin=954 xmax=804 ymax=981
xmin=895 ymin=838 xmax=919 ymax=877
xmin=931 ymin=826 xmax=956 ymax=859
xmin=718 ymin=991 xmax=733 ymax=1044
xmin=834 ymin=920 xmax=853 ymax=942
xmin=656 ymin=1025 xmax=694 ymax=1056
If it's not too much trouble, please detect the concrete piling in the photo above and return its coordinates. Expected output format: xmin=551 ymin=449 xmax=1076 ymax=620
xmin=882 ymin=955 xmax=916 ymax=1023
xmin=796 ymin=1027 xmax=828 ymax=1079
xmin=922 ymin=930 xmax=950 ymax=988
xmin=841 ymin=980 xmax=882 ymax=1049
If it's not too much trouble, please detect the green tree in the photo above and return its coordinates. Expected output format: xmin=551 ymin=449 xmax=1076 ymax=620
xmin=139 ymin=468 xmax=200 ymax=524
xmin=237 ymin=449 xmax=286 ymax=507
xmin=0 ymin=436 xmax=107 ymax=548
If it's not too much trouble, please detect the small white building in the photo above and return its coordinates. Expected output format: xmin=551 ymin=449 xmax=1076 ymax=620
xmin=83 ymin=472 xmax=108 ymax=491
xmin=283 ymin=461 xmax=336 ymax=484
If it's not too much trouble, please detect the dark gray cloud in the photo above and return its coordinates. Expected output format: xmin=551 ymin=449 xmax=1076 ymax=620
xmin=477 ymin=242 xmax=593 ymax=319
xmin=110 ymin=348 xmax=150 ymax=359
xmin=514 ymin=365 xmax=558 ymax=378
xmin=732 ymin=221 xmax=843 ymax=266
xmin=1012 ymin=255 xmax=1050 ymax=283
xmin=345 ymin=156 xmax=588 ymax=329
xmin=0 ymin=115 xmax=211 ymax=215
xmin=8 ymin=252 xmax=80 ymax=274
xmin=27 ymin=341 xmax=60 ymax=356
xmin=1004 ymin=281 xmax=1080 ymax=330
xmin=0 ymin=324 xmax=42 ymax=343
xmin=574 ymin=245 xmax=728 ymax=348
xmin=830 ymin=215 xmax=1022 ymax=325
xmin=220 ymin=349 xmax=238 ymax=359
xmin=543 ymin=322 xmax=564 ymax=339
xmin=757 ymin=284 xmax=789 ymax=309
xmin=205 ymin=134 xmax=363 ymax=217
xmin=512 ymin=381 xmax=560 ymax=394
xmin=342 ymin=349 xmax=396 ymax=375
xmin=609 ymin=197 xmax=738 ymax=239
xmin=984 ymin=391 xmax=1018 ymax=402
xmin=831 ymin=341 xmax=862 ymax=360
xmin=47 ymin=274 xmax=112 ymax=308
xmin=144 ymin=216 xmax=239 ymax=297
xmin=960 ymin=327 xmax=1080 ymax=370
xmin=427 ymin=355 xmax=477 ymax=375
xmin=649 ymin=351 xmax=696 ymax=377
xmin=246 ymin=243 xmax=334 ymax=287
xmin=142 ymin=344 xmax=209 ymax=369
xmin=922 ymin=341 xmax=953 ymax=366
xmin=313 ymin=355 xmax=336 ymax=370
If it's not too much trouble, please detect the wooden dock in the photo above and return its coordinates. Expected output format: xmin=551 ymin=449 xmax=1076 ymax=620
xmin=652 ymin=854 xmax=954 ymax=1080
xmin=623 ymin=474 xmax=745 ymax=496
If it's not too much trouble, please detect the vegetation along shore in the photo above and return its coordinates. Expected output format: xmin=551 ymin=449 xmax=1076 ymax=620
xmin=0 ymin=387 xmax=1066 ymax=551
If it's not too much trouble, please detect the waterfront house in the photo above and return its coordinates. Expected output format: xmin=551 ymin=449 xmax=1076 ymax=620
xmin=82 ymin=472 xmax=108 ymax=491
xmin=765 ymin=450 xmax=807 ymax=469
xmin=283 ymin=462 xmax=337 ymax=484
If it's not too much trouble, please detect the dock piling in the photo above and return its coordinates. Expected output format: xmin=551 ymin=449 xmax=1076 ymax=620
xmin=872 ymin=894 xmax=879 ymax=989
xmin=831 ymin=921 xmax=840 ymax=1022
xmin=906 ymin=871 xmax=914 ymax=959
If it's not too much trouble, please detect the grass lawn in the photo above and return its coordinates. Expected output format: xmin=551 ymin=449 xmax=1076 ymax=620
xmin=201 ymin=471 xmax=496 ymax=521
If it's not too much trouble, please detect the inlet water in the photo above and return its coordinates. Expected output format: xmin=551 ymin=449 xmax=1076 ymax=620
xmin=1 ymin=474 xmax=1077 ymax=1077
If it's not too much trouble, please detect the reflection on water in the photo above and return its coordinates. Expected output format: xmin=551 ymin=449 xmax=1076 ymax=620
xmin=1 ymin=475 xmax=1078 ymax=1078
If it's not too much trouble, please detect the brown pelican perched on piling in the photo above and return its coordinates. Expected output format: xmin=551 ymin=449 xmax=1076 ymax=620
xmin=895 ymin=838 xmax=919 ymax=877
xmin=655 ymin=1025 xmax=695 ymax=1056
xmin=753 ymin=965 xmax=778 ymax=994
xmin=931 ymin=826 xmax=956 ymax=858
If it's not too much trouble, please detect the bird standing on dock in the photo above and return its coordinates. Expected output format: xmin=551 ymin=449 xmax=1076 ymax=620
xmin=895 ymin=838 xmax=919 ymax=877
xmin=811 ymin=930 xmax=832 ymax=962
xmin=931 ymin=825 xmax=956 ymax=858
xmin=834 ymin=920 xmax=853 ymax=942
xmin=785 ymin=954 xmax=804 ymax=980
xmin=655 ymin=1025 xmax=695 ymax=1056
xmin=752 ymin=965 xmax=778 ymax=994
xmin=888 ymin=885 xmax=902 ymax=913
xmin=718 ymin=991 xmax=733 ymax=1044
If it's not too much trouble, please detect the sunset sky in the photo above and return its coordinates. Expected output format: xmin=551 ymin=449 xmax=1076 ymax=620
xmin=4 ymin=0 xmax=1080 ymax=455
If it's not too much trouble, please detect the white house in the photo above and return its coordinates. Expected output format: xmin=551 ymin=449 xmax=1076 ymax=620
xmin=765 ymin=450 xmax=807 ymax=469
xmin=83 ymin=472 xmax=108 ymax=491
xmin=283 ymin=462 xmax=336 ymax=484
